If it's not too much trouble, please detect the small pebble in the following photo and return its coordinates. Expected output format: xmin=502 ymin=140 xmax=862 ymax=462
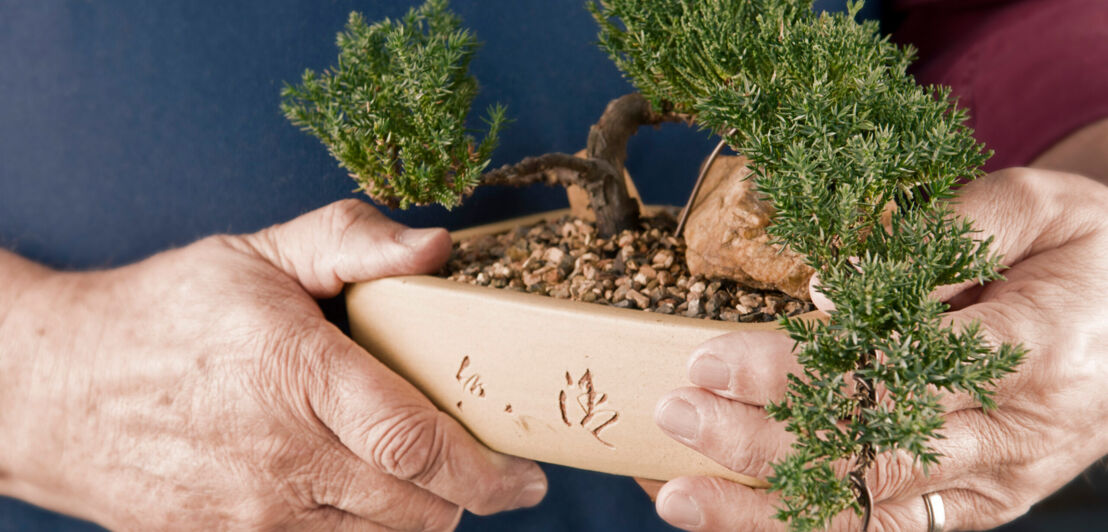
xmin=689 ymin=281 xmax=707 ymax=296
xmin=626 ymin=289 xmax=651 ymax=309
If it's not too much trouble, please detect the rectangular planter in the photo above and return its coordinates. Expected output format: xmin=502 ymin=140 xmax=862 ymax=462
xmin=347 ymin=209 xmax=801 ymax=486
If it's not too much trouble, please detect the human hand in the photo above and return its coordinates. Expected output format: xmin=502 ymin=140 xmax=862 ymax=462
xmin=650 ymin=169 xmax=1108 ymax=531
xmin=0 ymin=199 xmax=546 ymax=530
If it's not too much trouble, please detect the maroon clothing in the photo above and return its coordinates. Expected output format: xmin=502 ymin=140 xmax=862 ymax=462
xmin=891 ymin=0 xmax=1108 ymax=171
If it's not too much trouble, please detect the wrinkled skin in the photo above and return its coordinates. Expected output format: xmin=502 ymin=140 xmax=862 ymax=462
xmin=647 ymin=167 xmax=1108 ymax=531
xmin=0 ymin=199 xmax=546 ymax=531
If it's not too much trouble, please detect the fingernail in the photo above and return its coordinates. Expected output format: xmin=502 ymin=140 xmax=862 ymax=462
xmin=660 ymin=491 xmax=703 ymax=528
xmin=657 ymin=398 xmax=699 ymax=441
xmin=689 ymin=355 xmax=730 ymax=390
xmin=398 ymin=227 xmax=446 ymax=249
xmin=512 ymin=479 xmax=547 ymax=509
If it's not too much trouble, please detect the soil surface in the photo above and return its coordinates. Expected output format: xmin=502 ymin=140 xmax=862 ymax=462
xmin=440 ymin=211 xmax=813 ymax=323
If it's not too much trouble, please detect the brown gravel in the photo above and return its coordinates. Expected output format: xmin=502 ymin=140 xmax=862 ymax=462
xmin=440 ymin=210 xmax=813 ymax=323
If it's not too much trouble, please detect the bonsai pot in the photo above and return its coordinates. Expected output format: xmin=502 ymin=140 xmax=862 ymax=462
xmin=346 ymin=208 xmax=815 ymax=487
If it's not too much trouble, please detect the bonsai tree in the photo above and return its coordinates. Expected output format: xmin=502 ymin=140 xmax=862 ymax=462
xmin=282 ymin=0 xmax=1025 ymax=529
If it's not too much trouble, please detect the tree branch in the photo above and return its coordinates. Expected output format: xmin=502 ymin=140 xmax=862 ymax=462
xmin=587 ymin=93 xmax=690 ymax=178
xmin=482 ymin=153 xmax=601 ymax=189
xmin=481 ymin=153 xmax=630 ymax=236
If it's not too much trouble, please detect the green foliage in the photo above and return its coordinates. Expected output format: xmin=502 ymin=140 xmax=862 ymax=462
xmin=591 ymin=0 xmax=1025 ymax=529
xmin=281 ymin=0 xmax=505 ymax=208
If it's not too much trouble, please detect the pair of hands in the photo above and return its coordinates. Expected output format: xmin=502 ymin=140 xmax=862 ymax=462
xmin=1 ymin=167 xmax=1104 ymax=531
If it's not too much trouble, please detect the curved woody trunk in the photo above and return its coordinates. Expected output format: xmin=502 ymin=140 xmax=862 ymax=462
xmin=481 ymin=93 xmax=685 ymax=236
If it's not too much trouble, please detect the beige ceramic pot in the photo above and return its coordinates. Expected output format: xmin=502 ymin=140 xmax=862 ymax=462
xmin=346 ymin=208 xmax=812 ymax=487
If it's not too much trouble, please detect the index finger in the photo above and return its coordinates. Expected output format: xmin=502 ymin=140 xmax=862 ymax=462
xmin=686 ymin=330 xmax=800 ymax=406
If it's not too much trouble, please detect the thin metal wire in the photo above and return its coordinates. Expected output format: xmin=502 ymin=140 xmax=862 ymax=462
xmin=674 ymin=128 xmax=738 ymax=238
xmin=851 ymin=472 xmax=874 ymax=532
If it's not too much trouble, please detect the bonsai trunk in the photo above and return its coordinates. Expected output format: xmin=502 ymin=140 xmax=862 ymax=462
xmin=481 ymin=93 xmax=685 ymax=236
xmin=850 ymin=351 xmax=878 ymax=529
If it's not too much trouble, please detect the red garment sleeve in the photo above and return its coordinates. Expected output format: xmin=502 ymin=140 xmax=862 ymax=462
xmin=891 ymin=0 xmax=1108 ymax=170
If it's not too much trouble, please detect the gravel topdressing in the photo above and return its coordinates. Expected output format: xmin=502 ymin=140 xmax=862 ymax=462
xmin=440 ymin=211 xmax=814 ymax=323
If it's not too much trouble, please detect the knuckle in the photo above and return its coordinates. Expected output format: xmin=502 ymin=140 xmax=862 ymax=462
xmin=232 ymin=495 xmax=293 ymax=530
xmin=979 ymin=411 xmax=1037 ymax=468
xmin=967 ymin=487 xmax=1029 ymax=530
xmin=320 ymin=198 xmax=416 ymax=278
xmin=992 ymin=502 xmax=1032 ymax=528
xmin=250 ymin=323 xmax=321 ymax=402
xmin=958 ymin=483 xmax=1026 ymax=530
xmin=995 ymin=467 xmax=1042 ymax=517
xmin=728 ymin=361 xmax=776 ymax=402
xmin=957 ymin=302 xmax=1038 ymax=363
xmin=700 ymin=404 xmax=784 ymax=479
xmin=322 ymin=198 xmax=376 ymax=237
xmin=868 ymin=509 xmax=907 ymax=532
xmin=723 ymin=450 xmax=760 ymax=478
xmin=302 ymin=452 xmax=357 ymax=508
xmin=326 ymin=198 xmax=372 ymax=221
xmin=1010 ymin=461 xmax=1048 ymax=495
xmin=869 ymin=452 xmax=919 ymax=500
xmin=993 ymin=167 xmax=1050 ymax=213
xmin=722 ymin=439 xmax=775 ymax=479
xmin=997 ymin=167 xmax=1039 ymax=194
xmin=181 ymin=235 xmax=259 ymax=280
xmin=196 ymin=233 xmax=240 ymax=254
xmin=318 ymin=200 xmax=369 ymax=281
xmin=369 ymin=407 xmax=450 ymax=484
xmin=421 ymin=505 xmax=464 ymax=532
xmin=465 ymin=485 xmax=514 ymax=516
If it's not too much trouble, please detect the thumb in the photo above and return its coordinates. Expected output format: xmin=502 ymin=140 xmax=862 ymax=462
xmin=931 ymin=168 xmax=1092 ymax=304
xmin=238 ymin=199 xmax=452 ymax=298
xmin=812 ymin=169 xmax=1078 ymax=309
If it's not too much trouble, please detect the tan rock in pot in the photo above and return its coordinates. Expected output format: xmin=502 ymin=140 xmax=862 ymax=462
xmin=683 ymin=155 xmax=815 ymax=300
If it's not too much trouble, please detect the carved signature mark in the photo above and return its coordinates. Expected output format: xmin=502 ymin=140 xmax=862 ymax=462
xmin=559 ymin=369 xmax=619 ymax=448
xmin=455 ymin=356 xmax=486 ymax=398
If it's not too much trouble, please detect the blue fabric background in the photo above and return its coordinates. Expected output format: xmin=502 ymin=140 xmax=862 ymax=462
xmin=0 ymin=1 xmax=1102 ymax=530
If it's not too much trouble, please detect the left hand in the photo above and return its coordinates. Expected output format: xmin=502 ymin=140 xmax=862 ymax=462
xmin=0 ymin=200 xmax=546 ymax=530
xmin=650 ymin=168 xmax=1108 ymax=531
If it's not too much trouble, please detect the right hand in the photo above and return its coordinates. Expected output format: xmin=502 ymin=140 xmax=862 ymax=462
xmin=649 ymin=169 xmax=1108 ymax=531
xmin=0 ymin=199 xmax=546 ymax=530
